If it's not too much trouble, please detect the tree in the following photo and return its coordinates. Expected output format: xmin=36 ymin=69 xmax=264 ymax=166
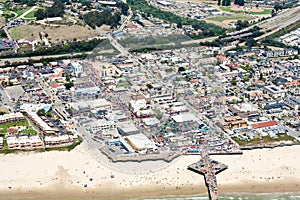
xmin=116 ymin=2 xmax=129 ymax=16
xmin=245 ymin=38 xmax=257 ymax=49
xmin=37 ymin=109 xmax=45 ymax=116
xmin=64 ymin=82 xmax=74 ymax=90
xmin=177 ymin=21 xmax=182 ymax=28
xmin=34 ymin=0 xmax=65 ymax=20
xmin=218 ymin=0 xmax=221 ymax=6
xmin=35 ymin=9 xmax=46 ymax=20
xmin=236 ymin=20 xmax=249 ymax=31
xmin=271 ymin=9 xmax=276 ymax=17
xmin=274 ymin=3 xmax=283 ymax=12
xmin=222 ymin=0 xmax=231 ymax=6
xmin=234 ymin=0 xmax=244 ymax=6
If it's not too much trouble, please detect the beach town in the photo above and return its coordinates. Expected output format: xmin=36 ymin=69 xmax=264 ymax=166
xmin=0 ymin=0 xmax=300 ymax=199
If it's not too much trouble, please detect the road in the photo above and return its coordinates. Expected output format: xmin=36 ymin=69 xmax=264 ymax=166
xmin=254 ymin=6 xmax=300 ymax=41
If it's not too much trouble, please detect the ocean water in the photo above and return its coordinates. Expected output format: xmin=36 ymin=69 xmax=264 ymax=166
xmin=137 ymin=193 xmax=300 ymax=200
xmin=7 ymin=193 xmax=300 ymax=200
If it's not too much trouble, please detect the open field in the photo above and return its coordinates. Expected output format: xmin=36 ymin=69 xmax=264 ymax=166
xmin=205 ymin=15 xmax=255 ymax=28
xmin=220 ymin=6 xmax=272 ymax=15
xmin=207 ymin=15 xmax=254 ymax=22
xmin=10 ymin=24 xmax=98 ymax=41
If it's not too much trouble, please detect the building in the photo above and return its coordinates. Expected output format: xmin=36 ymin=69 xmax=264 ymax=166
xmin=26 ymin=112 xmax=55 ymax=134
xmin=219 ymin=116 xmax=247 ymax=130
xmin=118 ymin=123 xmax=140 ymax=136
xmin=0 ymin=112 xmax=25 ymax=124
xmin=285 ymin=97 xmax=300 ymax=110
xmin=129 ymin=99 xmax=147 ymax=113
xmin=152 ymin=93 xmax=176 ymax=107
xmin=264 ymin=85 xmax=287 ymax=98
xmin=44 ymin=135 xmax=78 ymax=146
xmin=86 ymin=119 xmax=115 ymax=133
xmin=0 ymin=137 xmax=3 ymax=148
xmin=251 ymin=120 xmax=278 ymax=129
xmin=125 ymin=133 xmax=157 ymax=152
xmin=228 ymin=103 xmax=260 ymax=119
xmin=6 ymin=136 xmax=43 ymax=149
xmin=71 ymin=62 xmax=83 ymax=76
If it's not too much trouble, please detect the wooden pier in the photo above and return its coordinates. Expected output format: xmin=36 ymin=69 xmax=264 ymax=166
xmin=188 ymin=151 xmax=228 ymax=200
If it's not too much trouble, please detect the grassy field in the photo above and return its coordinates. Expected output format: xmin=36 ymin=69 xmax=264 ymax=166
xmin=11 ymin=25 xmax=33 ymax=39
xmin=23 ymin=7 xmax=41 ymax=19
xmin=0 ymin=120 xmax=29 ymax=133
xmin=220 ymin=6 xmax=272 ymax=15
xmin=207 ymin=15 xmax=254 ymax=22
xmin=10 ymin=24 xmax=98 ymax=41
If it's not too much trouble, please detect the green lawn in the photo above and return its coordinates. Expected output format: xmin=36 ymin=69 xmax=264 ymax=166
xmin=117 ymin=81 xmax=130 ymax=87
xmin=0 ymin=120 xmax=29 ymax=133
xmin=220 ymin=6 xmax=272 ymax=15
xmin=208 ymin=15 xmax=254 ymax=22
xmin=23 ymin=7 xmax=43 ymax=19
xmin=20 ymin=127 xmax=38 ymax=135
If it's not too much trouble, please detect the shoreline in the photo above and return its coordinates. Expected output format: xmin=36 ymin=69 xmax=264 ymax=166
xmin=0 ymin=143 xmax=300 ymax=199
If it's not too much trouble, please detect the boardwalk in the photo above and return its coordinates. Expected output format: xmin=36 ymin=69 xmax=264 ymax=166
xmin=188 ymin=151 xmax=228 ymax=200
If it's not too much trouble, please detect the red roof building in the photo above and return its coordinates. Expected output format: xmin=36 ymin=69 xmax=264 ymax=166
xmin=252 ymin=121 xmax=277 ymax=129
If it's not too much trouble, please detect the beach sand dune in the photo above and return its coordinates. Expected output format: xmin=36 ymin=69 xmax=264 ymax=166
xmin=0 ymin=143 xmax=300 ymax=199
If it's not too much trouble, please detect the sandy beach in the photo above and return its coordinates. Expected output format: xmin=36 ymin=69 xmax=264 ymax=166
xmin=0 ymin=141 xmax=300 ymax=199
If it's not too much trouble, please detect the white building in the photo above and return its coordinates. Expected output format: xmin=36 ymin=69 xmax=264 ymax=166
xmin=86 ymin=119 xmax=115 ymax=133
xmin=7 ymin=136 xmax=43 ymax=149
xmin=264 ymin=85 xmax=287 ymax=98
xmin=130 ymin=99 xmax=147 ymax=113
xmin=71 ymin=62 xmax=83 ymax=76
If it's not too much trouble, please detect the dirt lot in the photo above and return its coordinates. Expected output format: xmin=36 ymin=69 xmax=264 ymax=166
xmin=10 ymin=24 xmax=98 ymax=42
xmin=0 ymin=16 xmax=5 ymax=27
